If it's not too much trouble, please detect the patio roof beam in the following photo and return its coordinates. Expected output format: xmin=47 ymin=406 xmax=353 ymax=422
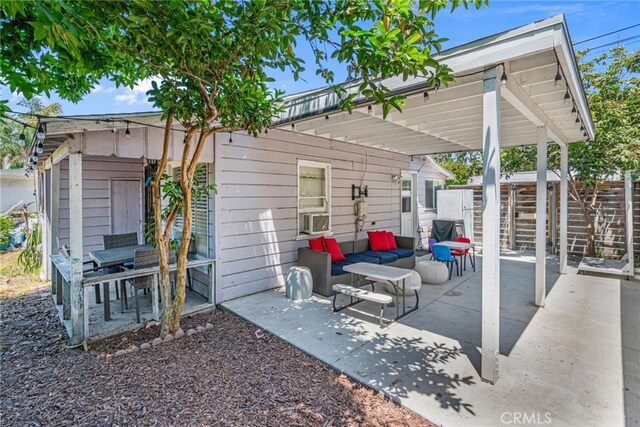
xmin=535 ymin=127 xmax=547 ymax=307
xmin=501 ymin=67 xmax=568 ymax=145
xmin=481 ymin=67 xmax=501 ymax=384
xmin=44 ymin=140 xmax=70 ymax=170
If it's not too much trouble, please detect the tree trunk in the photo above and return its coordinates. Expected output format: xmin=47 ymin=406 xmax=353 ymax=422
xmin=567 ymin=178 xmax=599 ymax=257
xmin=151 ymin=115 xmax=176 ymax=336
xmin=580 ymin=205 xmax=597 ymax=257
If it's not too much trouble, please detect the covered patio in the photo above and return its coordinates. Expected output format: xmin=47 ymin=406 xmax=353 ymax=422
xmin=35 ymin=112 xmax=216 ymax=344
xmin=223 ymin=253 xmax=639 ymax=426
xmin=275 ymin=14 xmax=596 ymax=384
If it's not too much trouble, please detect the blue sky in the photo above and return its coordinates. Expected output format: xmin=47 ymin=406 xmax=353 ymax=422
xmin=3 ymin=0 xmax=639 ymax=116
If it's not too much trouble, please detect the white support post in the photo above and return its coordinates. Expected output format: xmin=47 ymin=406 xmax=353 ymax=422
xmin=625 ymin=170 xmax=635 ymax=277
xmin=535 ymin=127 xmax=547 ymax=307
xmin=481 ymin=67 xmax=501 ymax=384
xmin=559 ymin=144 xmax=568 ymax=274
xmin=68 ymin=152 xmax=84 ymax=345
xmin=50 ymin=163 xmax=60 ymax=292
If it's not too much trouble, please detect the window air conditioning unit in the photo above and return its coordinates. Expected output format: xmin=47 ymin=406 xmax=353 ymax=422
xmin=302 ymin=213 xmax=330 ymax=234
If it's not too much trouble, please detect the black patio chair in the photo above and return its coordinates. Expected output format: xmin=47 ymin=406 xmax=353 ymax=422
xmin=125 ymin=248 xmax=176 ymax=323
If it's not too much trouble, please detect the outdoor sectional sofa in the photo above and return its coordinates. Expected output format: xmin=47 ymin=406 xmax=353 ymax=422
xmin=297 ymin=235 xmax=416 ymax=297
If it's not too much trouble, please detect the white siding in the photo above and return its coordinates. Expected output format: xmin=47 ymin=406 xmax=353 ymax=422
xmin=58 ymin=156 xmax=144 ymax=260
xmin=215 ymin=129 xmax=448 ymax=302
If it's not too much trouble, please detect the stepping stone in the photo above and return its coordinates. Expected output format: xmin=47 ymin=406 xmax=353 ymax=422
xmin=152 ymin=338 xmax=163 ymax=346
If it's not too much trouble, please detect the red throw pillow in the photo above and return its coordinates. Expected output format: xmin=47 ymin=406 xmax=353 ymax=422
xmin=368 ymin=231 xmax=390 ymax=251
xmin=323 ymin=237 xmax=346 ymax=262
xmin=386 ymin=231 xmax=398 ymax=250
xmin=308 ymin=237 xmax=325 ymax=252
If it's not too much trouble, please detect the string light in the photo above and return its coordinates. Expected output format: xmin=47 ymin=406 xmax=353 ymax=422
xmin=125 ymin=121 xmax=131 ymax=139
xmin=423 ymin=91 xmax=430 ymax=103
xmin=563 ymin=85 xmax=571 ymax=105
xmin=554 ymin=61 xmax=563 ymax=88
xmin=36 ymin=125 xmax=45 ymax=141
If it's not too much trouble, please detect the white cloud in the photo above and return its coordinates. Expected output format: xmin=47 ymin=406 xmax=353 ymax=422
xmin=90 ymin=84 xmax=115 ymax=94
xmin=113 ymin=78 xmax=156 ymax=106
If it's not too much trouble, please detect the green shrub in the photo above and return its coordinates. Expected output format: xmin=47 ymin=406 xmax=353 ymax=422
xmin=0 ymin=216 xmax=14 ymax=248
xmin=17 ymin=222 xmax=41 ymax=271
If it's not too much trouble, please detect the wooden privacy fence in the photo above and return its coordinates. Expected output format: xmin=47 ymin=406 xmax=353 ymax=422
xmin=452 ymin=181 xmax=640 ymax=259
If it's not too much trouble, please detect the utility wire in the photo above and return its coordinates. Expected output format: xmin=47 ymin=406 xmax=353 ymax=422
xmin=581 ymin=34 xmax=640 ymax=52
xmin=573 ymin=23 xmax=640 ymax=45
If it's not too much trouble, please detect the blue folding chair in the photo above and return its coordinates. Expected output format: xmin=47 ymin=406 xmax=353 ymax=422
xmin=428 ymin=239 xmax=438 ymax=260
xmin=432 ymin=244 xmax=459 ymax=280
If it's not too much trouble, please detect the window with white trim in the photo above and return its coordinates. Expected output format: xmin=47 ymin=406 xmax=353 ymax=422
xmin=425 ymin=179 xmax=444 ymax=210
xmin=297 ymin=160 xmax=331 ymax=235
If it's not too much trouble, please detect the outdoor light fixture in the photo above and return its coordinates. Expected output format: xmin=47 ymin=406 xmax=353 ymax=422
xmin=367 ymin=104 xmax=373 ymax=114
xmin=36 ymin=125 xmax=45 ymax=141
xmin=291 ymin=123 xmax=295 ymax=130
xmin=324 ymin=115 xmax=329 ymax=121
xmin=500 ymin=70 xmax=508 ymax=85
xmin=571 ymin=105 xmax=577 ymax=119
xmin=125 ymin=121 xmax=131 ymax=139
xmin=228 ymin=132 xmax=233 ymax=143
xmin=575 ymin=116 xmax=580 ymax=125
xmin=423 ymin=91 xmax=430 ymax=103
xmin=580 ymin=124 xmax=585 ymax=131
xmin=554 ymin=62 xmax=562 ymax=88
xmin=35 ymin=141 xmax=43 ymax=154
xmin=31 ymin=154 xmax=38 ymax=163
xmin=563 ymin=86 xmax=571 ymax=105
xmin=18 ymin=128 xmax=26 ymax=144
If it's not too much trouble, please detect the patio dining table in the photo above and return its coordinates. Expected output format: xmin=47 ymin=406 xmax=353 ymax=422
xmin=89 ymin=244 xmax=152 ymax=320
xmin=343 ymin=262 xmax=419 ymax=323
xmin=434 ymin=240 xmax=476 ymax=273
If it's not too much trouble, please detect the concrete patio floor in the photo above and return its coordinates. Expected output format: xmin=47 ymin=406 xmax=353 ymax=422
xmin=223 ymin=253 xmax=639 ymax=427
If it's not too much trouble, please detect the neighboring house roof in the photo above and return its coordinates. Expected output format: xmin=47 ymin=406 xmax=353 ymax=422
xmin=276 ymin=14 xmax=593 ymax=156
xmin=426 ymin=156 xmax=454 ymax=179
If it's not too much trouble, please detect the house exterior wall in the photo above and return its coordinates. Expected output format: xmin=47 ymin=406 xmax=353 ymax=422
xmin=214 ymin=129 xmax=448 ymax=302
xmin=58 ymin=156 xmax=144 ymax=260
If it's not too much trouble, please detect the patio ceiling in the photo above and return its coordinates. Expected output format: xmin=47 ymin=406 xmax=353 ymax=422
xmin=275 ymin=14 xmax=594 ymax=155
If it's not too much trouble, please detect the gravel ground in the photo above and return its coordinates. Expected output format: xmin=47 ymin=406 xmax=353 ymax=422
xmin=0 ymin=281 xmax=434 ymax=426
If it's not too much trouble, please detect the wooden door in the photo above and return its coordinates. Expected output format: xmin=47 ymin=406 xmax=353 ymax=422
xmin=110 ymin=179 xmax=142 ymax=238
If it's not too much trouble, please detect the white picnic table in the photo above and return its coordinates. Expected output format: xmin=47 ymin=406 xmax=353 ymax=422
xmin=343 ymin=262 xmax=419 ymax=321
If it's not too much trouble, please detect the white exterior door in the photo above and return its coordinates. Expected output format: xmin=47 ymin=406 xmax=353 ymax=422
xmin=110 ymin=179 xmax=142 ymax=238
xmin=400 ymin=172 xmax=417 ymax=237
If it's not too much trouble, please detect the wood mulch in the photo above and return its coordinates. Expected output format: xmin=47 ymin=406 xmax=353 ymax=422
xmin=0 ymin=284 xmax=434 ymax=427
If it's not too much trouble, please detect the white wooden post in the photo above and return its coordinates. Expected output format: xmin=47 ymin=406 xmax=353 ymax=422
xmin=625 ymin=170 xmax=634 ymax=277
xmin=535 ymin=127 xmax=547 ymax=307
xmin=559 ymin=144 xmax=568 ymax=274
xmin=50 ymin=163 xmax=60 ymax=292
xmin=152 ymin=273 xmax=159 ymax=319
xmin=69 ymin=152 xmax=85 ymax=345
xmin=481 ymin=67 xmax=501 ymax=384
